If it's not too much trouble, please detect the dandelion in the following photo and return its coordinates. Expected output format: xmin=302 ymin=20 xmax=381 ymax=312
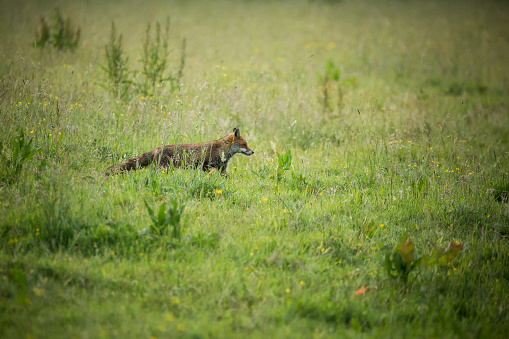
xmin=380 ymin=107 xmax=385 ymax=110
xmin=321 ymin=248 xmax=325 ymax=252
xmin=263 ymin=198 xmax=268 ymax=202
xmin=380 ymin=224 xmax=384 ymax=228
xmin=285 ymin=288 xmax=290 ymax=293
xmin=214 ymin=189 xmax=222 ymax=195
xmin=84 ymin=258 xmax=88 ymax=263
xmin=30 ymin=130 xmax=34 ymax=133
xmin=255 ymin=246 xmax=259 ymax=250
xmin=171 ymin=296 xmax=180 ymax=305
xmin=250 ymin=252 xmax=254 ymax=256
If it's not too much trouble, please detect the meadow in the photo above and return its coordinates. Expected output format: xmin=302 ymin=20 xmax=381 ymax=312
xmin=1 ymin=0 xmax=509 ymax=337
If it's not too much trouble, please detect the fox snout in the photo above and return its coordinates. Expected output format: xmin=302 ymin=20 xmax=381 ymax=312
xmin=241 ymin=148 xmax=254 ymax=156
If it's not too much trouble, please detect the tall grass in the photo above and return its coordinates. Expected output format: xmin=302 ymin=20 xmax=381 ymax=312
xmin=0 ymin=0 xmax=508 ymax=337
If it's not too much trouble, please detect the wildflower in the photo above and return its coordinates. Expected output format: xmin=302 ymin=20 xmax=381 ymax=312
xmin=263 ymin=198 xmax=268 ymax=202
xmin=285 ymin=288 xmax=290 ymax=293
xmin=84 ymin=258 xmax=88 ymax=263
xmin=30 ymin=130 xmax=34 ymax=133
xmin=300 ymin=281 xmax=304 ymax=285
xmin=380 ymin=224 xmax=384 ymax=228
xmin=380 ymin=107 xmax=385 ymax=110
xmin=250 ymin=252 xmax=253 ymax=256
xmin=171 ymin=296 xmax=180 ymax=304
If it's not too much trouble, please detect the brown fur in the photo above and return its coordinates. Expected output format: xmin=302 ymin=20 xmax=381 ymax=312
xmin=105 ymin=128 xmax=253 ymax=177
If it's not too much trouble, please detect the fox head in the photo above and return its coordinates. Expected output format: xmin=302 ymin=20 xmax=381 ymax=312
xmin=229 ymin=128 xmax=254 ymax=156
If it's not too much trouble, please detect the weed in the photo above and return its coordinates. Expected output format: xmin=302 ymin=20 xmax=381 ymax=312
xmin=144 ymin=198 xmax=186 ymax=242
xmin=384 ymin=233 xmax=464 ymax=287
xmin=100 ymin=22 xmax=131 ymax=99
xmin=34 ymin=9 xmax=80 ymax=51
xmin=317 ymin=59 xmax=342 ymax=115
xmin=0 ymin=129 xmax=40 ymax=183
xmin=138 ymin=18 xmax=186 ymax=95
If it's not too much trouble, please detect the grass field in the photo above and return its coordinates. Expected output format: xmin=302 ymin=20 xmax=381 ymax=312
xmin=1 ymin=0 xmax=509 ymax=337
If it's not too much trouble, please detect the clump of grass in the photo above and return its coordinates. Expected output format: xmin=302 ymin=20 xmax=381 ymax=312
xmin=34 ymin=9 xmax=81 ymax=51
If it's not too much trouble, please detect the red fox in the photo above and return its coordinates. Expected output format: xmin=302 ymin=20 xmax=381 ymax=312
xmin=105 ymin=128 xmax=254 ymax=177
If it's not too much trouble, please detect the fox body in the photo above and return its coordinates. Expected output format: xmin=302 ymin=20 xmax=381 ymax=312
xmin=105 ymin=128 xmax=253 ymax=177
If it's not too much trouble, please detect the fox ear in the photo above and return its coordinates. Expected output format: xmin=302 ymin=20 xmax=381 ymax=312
xmin=233 ymin=128 xmax=240 ymax=138
xmin=229 ymin=134 xmax=235 ymax=143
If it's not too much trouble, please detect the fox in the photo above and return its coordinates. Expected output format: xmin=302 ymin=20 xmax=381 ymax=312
xmin=105 ymin=128 xmax=254 ymax=177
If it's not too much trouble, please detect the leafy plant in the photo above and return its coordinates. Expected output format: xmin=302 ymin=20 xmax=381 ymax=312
xmin=317 ymin=59 xmax=342 ymax=114
xmin=274 ymin=150 xmax=292 ymax=183
xmin=34 ymin=9 xmax=81 ymax=51
xmin=138 ymin=18 xmax=186 ymax=95
xmin=100 ymin=22 xmax=131 ymax=99
xmin=1 ymin=129 xmax=40 ymax=183
xmin=35 ymin=16 xmax=50 ymax=48
xmin=144 ymin=198 xmax=186 ymax=242
xmin=384 ymin=233 xmax=465 ymax=285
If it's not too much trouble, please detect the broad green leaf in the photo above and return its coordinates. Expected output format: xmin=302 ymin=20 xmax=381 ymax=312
xmin=157 ymin=202 xmax=167 ymax=226
xmin=437 ymin=242 xmax=464 ymax=265
xmin=427 ymin=246 xmax=446 ymax=266
xmin=397 ymin=236 xmax=415 ymax=266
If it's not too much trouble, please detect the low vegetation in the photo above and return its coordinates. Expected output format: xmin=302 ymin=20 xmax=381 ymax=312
xmin=1 ymin=0 xmax=508 ymax=337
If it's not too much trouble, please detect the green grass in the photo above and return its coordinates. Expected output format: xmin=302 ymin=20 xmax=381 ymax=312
xmin=1 ymin=0 xmax=509 ymax=337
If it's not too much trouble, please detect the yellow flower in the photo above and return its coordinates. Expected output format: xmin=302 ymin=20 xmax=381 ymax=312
xmin=171 ymin=296 xmax=180 ymax=304
xmin=285 ymin=288 xmax=290 ymax=293
xmin=263 ymin=198 xmax=268 ymax=202
xmin=30 ymin=130 xmax=34 ymax=133
xmin=380 ymin=224 xmax=384 ymax=228
xmin=300 ymin=281 xmax=304 ymax=285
